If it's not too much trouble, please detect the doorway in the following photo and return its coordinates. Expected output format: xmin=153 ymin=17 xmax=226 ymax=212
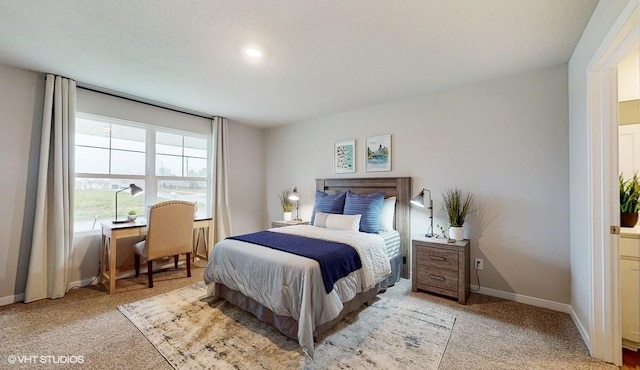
xmin=617 ymin=46 xmax=640 ymax=368
xmin=587 ymin=2 xmax=639 ymax=366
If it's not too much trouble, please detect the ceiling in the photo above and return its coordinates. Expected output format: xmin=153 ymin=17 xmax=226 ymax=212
xmin=0 ymin=0 xmax=598 ymax=128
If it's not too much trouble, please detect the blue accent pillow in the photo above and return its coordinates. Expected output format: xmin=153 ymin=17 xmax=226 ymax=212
xmin=343 ymin=190 xmax=385 ymax=233
xmin=310 ymin=191 xmax=347 ymax=224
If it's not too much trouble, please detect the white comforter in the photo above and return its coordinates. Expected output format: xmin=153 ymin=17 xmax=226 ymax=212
xmin=203 ymin=225 xmax=391 ymax=356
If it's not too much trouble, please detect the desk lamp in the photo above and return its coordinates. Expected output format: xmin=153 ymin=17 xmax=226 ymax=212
xmin=113 ymin=183 xmax=144 ymax=223
xmin=288 ymin=187 xmax=301 ymax=221
xmin=411 ymin=188 xmax=434 ymax=237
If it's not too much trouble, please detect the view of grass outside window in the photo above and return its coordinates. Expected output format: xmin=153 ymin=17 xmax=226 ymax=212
xmin=156 ymin=132 xmax=208 ymax=217
xmin=157 ymin=180 xmax=207 ymax=218
xmin=75 ymin=178 xmax=146 ymax=228
xmin=74 ymin=114 xmax=210 ymax=233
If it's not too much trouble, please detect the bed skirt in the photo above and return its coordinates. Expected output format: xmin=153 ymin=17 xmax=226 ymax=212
xmin=383 ymin=253 xmax=402 ymax=289
xmin=212 ymin=253 xmax=401 ymax=347
xmin=214 ymin=283 xmax=380 ymax=343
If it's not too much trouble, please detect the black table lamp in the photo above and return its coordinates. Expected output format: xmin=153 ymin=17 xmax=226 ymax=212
xmin=113 ymin=183 xmax=144 ymax=223
xmin=288 ymin=187 xmax=301 ymax=221
xmin=411 ymin=188 xmax=434 ymax=237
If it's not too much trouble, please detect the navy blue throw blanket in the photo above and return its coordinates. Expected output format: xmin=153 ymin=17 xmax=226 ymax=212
xmin=228 ymin=231 xmax=362 ymax=294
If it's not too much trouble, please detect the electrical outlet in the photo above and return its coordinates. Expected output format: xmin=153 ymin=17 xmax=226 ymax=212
xmin=475 ymin=258 xmax=484 ymax=271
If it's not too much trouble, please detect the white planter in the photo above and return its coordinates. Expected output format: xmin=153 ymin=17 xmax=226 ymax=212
xmin=449 ymin=226 xmax=463 ymax=241
xmin=283 ymin=212 xmax=293 ymax=222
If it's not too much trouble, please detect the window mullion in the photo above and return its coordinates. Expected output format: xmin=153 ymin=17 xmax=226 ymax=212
xmin=108 ymin=122 xmax=113 ymax=174
xmin=75 ymin=173 xmax=145 ymax=180
xmin=207 ymin=134 xmax=213 ymax=218
xmin=147 ymin=128 xmax=157 ymax=207
xmin=182 ymin=135 xmax=186 ymax=177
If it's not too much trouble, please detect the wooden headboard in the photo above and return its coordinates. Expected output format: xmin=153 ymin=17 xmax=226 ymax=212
xmin=316 ymin=177 xmax=411 ymax=278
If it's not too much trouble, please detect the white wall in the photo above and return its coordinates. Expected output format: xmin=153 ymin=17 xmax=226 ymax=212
xmin=77 ymin=88 xmax=211 ymax=135
xmin=618 ymin=47 xmax=639 ymax=101
xmin=228 ymin=119 xmax=266 ymax=235
xmin=568 ymin=0 xmax=633 ymax=351
xmin=0 ymin=64 xmax=266 ymax=303
xmin=0 ymin=64 xmax=44 ymax=303
xmin=266 ymin=65 xmax=570 ymax=304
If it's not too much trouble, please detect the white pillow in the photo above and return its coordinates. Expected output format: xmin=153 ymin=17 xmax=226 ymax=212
xmin=326 ymin=214 xmax=361 ymax=231
xmin=313 ymin=211 xmax=331 ymax=227
xmin=379 ymin=196 xmax=396 ymax=231
xmin=314 ymin=211 xmax=361 ymax=231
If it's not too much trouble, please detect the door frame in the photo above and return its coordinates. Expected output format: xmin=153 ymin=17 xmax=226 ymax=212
xmin=587 ymin=1 xmax=639 ymax=364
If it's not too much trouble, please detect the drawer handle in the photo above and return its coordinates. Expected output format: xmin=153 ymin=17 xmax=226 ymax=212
xmin=430 ymin=256 xmax=446 ymax=261
xmin=429 ymin=275 xmax=446 ymax=281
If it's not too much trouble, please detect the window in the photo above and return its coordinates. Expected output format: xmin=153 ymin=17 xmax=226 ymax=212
xmin=74 ymin=113 xmax=211 ymax=233
xmin=155 ymin=132 xmax=209 ymax=218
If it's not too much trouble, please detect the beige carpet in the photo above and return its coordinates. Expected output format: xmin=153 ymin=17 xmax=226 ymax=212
xmin=118 ymin=281 xmax=455 ymax=369
xmin=0 ymin=266 xmax=618 ymax=369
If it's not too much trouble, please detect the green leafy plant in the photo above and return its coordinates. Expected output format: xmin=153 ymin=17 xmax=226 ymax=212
xmin=278 ymin=190 xmax=293 ymax=212
xmin=442 ymin=188 xmax=475 ymax=227
xmin=620 ymin=172 xmax=640 ymax=213
xmin=128 ymin=209 xmax=136 ymax=215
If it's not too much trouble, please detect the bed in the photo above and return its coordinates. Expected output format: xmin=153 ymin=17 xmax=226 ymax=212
xmin=203 ymin=177 xmax=411 ymax=356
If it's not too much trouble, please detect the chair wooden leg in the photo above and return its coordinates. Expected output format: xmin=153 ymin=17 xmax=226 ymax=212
xmin=147 ymin=260 xmax=153 ymax=288
xmin=174 ymin=255 xmax=179 ymax=269
xmin=186 ymin=252 xmax=191 ymax=277
xmin=134 ymin=254 xmax=140 ymax=277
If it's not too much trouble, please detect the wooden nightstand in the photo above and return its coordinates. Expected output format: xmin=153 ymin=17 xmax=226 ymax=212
xmin=412 ymin=236 xmax=470 ymax=304
xmin=270 ymin=220 xmax=310 ymax=228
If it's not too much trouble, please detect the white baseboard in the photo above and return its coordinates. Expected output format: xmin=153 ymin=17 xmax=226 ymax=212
xmin=0 ymin=260 xmax=185 ymax=306
xmin=0 ymin=276 xmax=99 ymax=306
xmin=622 ymin=339 xmax=639 ymax=351
xmin=570 ymin=306 xmax=591 ymax=353
xmin=470 ymin=285 xmax=593 ymax=352
xmin=470 ymin=284 xmax=572 ymax=313
xmin=68 ymin=260 xmax=185 ymax=289
xmin=0 ymin=293 xmax=25 ymax=306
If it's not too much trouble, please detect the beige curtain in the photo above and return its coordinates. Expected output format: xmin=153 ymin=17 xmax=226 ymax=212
xmin=24 ymin=74 xmax=76 ymax=302
xmin=211 ymin=117 xmax=232 ymax=245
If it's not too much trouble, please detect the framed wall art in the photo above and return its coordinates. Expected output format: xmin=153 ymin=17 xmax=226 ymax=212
xmin=365 ymin=134 xmax=391 ymax=172
xmin=333 ymin=139 xmax=355 ymax=173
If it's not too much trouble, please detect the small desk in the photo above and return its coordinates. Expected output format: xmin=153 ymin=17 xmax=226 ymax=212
xmin=101 ymin=217 xmax=212 ymax=294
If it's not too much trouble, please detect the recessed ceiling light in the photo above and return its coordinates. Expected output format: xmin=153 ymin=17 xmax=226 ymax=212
xmin=244 ymin=47 xmax=262 ymax=58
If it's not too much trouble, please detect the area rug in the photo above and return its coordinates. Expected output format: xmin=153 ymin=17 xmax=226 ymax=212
xmin=118 ymin=279 xmax=455 ymax=369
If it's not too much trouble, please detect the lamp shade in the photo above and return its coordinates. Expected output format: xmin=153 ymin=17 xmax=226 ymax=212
xmin=288 ymin=187 xmax=300 ymax=201
xmin=129 ymin=183 xmax=144 ymax=197
xmin=411 ymin=190 xmax=426 ymax=207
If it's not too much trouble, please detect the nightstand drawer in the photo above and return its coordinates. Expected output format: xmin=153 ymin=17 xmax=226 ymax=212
xmin=416 ymin=247 xmax=458 ymax=271
xmin=416 ymin=267 xmax=458 ymax=292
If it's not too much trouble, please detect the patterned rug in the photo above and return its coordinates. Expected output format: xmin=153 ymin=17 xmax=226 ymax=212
xmin=118 ymin=279 xmax=455 ymax=369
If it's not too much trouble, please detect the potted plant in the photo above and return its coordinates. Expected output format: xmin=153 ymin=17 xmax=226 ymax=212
xmin=127 ymin=209 xmax=137 ymax=222
xmin=620 ymin=172 xmax=640 ymax=227
xmin=442 ymin=188 xmax=475 ymax=241
xmin=278 ymin=189 xmax=293 ymax=221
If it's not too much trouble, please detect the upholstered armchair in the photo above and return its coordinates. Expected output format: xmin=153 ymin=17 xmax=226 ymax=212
xmin=133 ymin=200 xmax=195 ymax=288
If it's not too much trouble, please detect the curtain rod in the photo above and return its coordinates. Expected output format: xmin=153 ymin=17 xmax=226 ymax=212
xmin=77 ymin=85 xmax=215 ymax=121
